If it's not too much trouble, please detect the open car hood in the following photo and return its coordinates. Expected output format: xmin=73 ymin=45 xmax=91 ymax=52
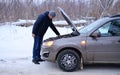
xmin=58 ymin=7 xmax=79 ymax=35
xmin=43 ymin=7 xmax=80 ymax=42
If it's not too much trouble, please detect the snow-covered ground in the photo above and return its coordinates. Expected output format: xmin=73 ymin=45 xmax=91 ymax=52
xmin=0 ymin=23 xmax=73 ymax=59
xmin=0 ymin=23 xmax=120 ymax=75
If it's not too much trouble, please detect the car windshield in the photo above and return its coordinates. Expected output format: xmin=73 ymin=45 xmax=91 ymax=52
xmin=79 ymin=18 xmax=105 ymax=33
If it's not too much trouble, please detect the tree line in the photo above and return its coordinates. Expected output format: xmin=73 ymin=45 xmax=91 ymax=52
xmin=0 ymin=0 xmax=120 ymax=22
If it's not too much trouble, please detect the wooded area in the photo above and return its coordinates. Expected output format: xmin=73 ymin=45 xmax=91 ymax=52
xmin=0 ymin=0 xmax=120 ymax=22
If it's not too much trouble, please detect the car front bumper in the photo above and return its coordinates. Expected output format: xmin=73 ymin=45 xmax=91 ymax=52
xmin=41 ymin=46 xmax=58 ymax=62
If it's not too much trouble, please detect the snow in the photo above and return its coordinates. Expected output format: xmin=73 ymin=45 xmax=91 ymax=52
xmin=6 ymin=19 xmax=87 ymax=26
xmin=11 ymin=19 xmax=35 ymax=25
xmin=0 ymin=21 xmax=119 ymax=75
xmin=53 ymin=20 xmax=87 ymax=26
xmin=0 ymin=24 xmax=72 ymax=59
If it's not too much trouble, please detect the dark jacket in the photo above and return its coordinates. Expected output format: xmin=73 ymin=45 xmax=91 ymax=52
xmin=32 ymin=11 xmax=60 ymax=37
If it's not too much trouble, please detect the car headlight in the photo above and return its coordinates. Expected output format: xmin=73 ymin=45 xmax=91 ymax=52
xmin=43 ymin=41 xmax=54 ymax=47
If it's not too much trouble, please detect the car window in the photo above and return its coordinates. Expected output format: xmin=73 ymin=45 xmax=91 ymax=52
xmin=108 ymin=20 xmax=120 ymax=36
xmin=79 ymin=18 xmax=105 ymax=33
xmin=98 ymin=22 xmax=111 ymax=37
xmin=98 ymin=19 xmax=120 ymax=37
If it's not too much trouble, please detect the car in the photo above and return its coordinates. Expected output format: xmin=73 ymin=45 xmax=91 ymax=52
xmin=41 ymin=7 xmax=120 ymax=72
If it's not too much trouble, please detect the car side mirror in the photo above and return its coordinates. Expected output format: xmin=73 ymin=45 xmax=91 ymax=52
xmin=91 ymin=30 xmax=101 ymax=40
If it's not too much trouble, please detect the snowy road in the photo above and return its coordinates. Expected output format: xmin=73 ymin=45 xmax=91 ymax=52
xmin=0 ymin=25 xmax=120 ymax=75
xmin=0 ymin=58 xmax=120 ymax=75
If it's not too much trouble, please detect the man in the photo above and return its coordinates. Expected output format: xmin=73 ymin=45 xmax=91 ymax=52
xmin=32 ymin=11 xmax=60 ymax=64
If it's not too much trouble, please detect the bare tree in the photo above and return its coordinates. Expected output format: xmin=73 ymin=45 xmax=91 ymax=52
xmin=0 ymin=0 xmax=120 ymax=23
xmin=99 ymin=0 xmax=114 ymax=18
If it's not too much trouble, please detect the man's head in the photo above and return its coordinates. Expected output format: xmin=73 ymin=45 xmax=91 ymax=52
xmin=48 ymin=11 xmax=56 ymax=19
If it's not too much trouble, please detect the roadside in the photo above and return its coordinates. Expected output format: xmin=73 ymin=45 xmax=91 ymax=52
xmin=0 ymin=25 xmax=119 ymax=75
xmin=0 ymin=58 xmax=120 ymax=75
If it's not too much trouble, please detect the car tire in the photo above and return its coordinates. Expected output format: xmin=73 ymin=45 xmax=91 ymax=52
xmin=57 ymin=49 xmax=80 ymax=72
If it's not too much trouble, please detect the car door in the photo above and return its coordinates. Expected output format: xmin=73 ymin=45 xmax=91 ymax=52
xmin=86 ymin=19 xmax=120 ymax=63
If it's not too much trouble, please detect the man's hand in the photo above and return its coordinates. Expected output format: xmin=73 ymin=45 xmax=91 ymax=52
xmin=32 ymin=34 xmax=35 ymax=38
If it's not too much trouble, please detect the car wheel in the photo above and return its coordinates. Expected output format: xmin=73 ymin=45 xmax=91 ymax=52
xmin=57 ymin=49 xmax=80 ymax=72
